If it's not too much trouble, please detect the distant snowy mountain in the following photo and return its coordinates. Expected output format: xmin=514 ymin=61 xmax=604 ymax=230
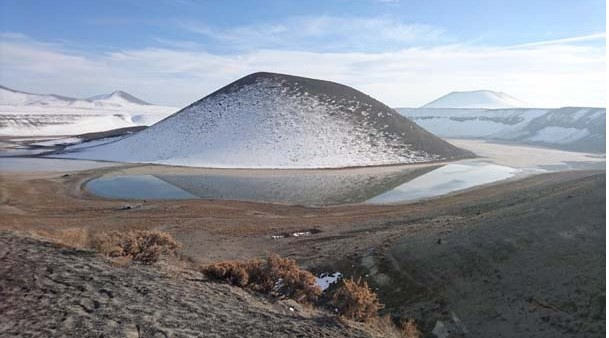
xmin=0 ymin=85 xmax=176 ymax=136
xmin=422 ymin=90 xmax=528 ymax=109
xmin=62 ymin=72 xmax=472 ymax=168
xmin=0 ymin=85 xmax=78 ymax=107
xmin=0 ymin=86 xmax=151 ymax=108
xmin=398 ymin=107 xmax=606 ymax=153
xmin=87 ymin=91 xmax=151 ymax=106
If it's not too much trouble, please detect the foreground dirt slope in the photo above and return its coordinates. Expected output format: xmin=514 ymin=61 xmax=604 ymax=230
xmin=0 ymin=167 xmax=605 ymax=337
xmin=361 ymin=171 xmax=605 ymax=337
xmin=0 ymin=233 xmax=369 ymax=338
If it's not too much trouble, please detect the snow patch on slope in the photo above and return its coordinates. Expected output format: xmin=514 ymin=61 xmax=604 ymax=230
xmin=527 ymin=127 xmax=590 ymax=145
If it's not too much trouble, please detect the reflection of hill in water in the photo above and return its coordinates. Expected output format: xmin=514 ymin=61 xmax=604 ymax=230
xmin=155 ymin=166 xmax=435 ymax=206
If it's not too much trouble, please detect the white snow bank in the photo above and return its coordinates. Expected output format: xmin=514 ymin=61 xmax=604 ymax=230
xmin=316 ymin=272 xmax=342 ymax=291
xmin=527 ymin=127 xmax=590 ymax=144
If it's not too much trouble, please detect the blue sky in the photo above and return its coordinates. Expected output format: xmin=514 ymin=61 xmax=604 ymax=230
xmin=0 ymin=0 xmax=606 ymax=107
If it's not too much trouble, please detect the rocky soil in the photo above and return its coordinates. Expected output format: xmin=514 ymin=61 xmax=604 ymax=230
xmin=0 ymin=232 xmax=374 ymax=338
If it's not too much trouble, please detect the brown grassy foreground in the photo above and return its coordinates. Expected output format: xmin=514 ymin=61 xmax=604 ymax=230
xmin=202 ymin=254 xmax=321 ymax=303
xmin=90 ymin=230 xmax=181 ymax=264
xmin=203 ymin=256 xmax=421 ymax=337
xmin=2 ymin=167 xmax=603 ymax=336
xmin=22 ymin=228 xmax=421 ymax=336
xmin=28 ymin=228 xmax=181 ymax=264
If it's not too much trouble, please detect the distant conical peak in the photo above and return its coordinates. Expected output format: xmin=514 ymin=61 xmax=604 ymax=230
xmin=421 ymin=90 xmax=528 ymax=109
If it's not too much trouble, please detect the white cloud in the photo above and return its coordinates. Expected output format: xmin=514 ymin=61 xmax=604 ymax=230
xmin=0 ymin=32 xmax=605 ymax=108
xmin=179 ymin=16 xmax=444 ymax=51
xmin=508 ymin=32 xmax=606 ymax=48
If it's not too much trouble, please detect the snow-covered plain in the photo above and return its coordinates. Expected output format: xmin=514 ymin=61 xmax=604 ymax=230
xmin=61 ymin=72 xmax=470 ymax=168
xmin=399 ymin=107 xmax=605 ymax=153
xmin=0 ymin=86 xmax=176 ymax=136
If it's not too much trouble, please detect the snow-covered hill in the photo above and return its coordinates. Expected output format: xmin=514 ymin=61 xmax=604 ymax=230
xmin=0 ymin=85 xmax=78 ymax=107
xmin=62 ymin=72 xmax=472 ymax=168
xmin=86 ymin=91 xmax=151 ymax=106
xmin=0 ymin=86 xmax=176 ymax=136
xmin=398 ymin=107 xmax=605 ymax=153
xmin=421 ymin=90 xmax=528 ymax=109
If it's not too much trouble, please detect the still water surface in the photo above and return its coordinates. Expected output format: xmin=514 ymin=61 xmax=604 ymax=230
xmin=86 ymin=161 xmax=522 ymax=206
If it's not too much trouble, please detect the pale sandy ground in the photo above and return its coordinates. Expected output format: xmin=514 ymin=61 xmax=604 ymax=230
xmin=447 ymin=139 xmax=605 ymax=169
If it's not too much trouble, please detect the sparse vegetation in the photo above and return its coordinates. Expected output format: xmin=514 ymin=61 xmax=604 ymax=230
xmin=202 ymin=254 xmax=321 ymax=303
xmin=26 ymin=229 xmax=422 ymax=335
xmin=364 ymin=315 xmax=423 ymax=338
xmin=28 ymin=228 xmax=91 ymax=248
xmin=330 ymin=277 xmax=383 ymax=322
xmin=91 ymin=230 xmax=180 ymax=264
xmin=398 ymin=318 xmax=423 ymax=338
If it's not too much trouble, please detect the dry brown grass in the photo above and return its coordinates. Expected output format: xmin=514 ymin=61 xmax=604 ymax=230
xmin=330 ymin=277 xmax=383 ymax=322
xmin=362 ymin=315 xmax=422 ymax=338
xmin=91 ymin=230 xmax=181 ymax=264
xmin=202 ymin=254 xmax=321 ymax=303
xmin=398 ymin=318 xmax=422 ymax=338
xmin=27 ymin=228 xmax=91 ymax=248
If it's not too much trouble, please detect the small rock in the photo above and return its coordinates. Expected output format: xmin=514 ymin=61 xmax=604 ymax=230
xmin=432 ymin=321 xmax=449 ymax=338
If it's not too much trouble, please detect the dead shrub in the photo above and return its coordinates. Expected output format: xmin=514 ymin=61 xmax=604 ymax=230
xmin=91 ymin=230 xmax=180 ymax=264
xmin=365 ymin=315 xmax=422 ymax=338
xmin=202 ymin=254 xmax=321 ymax=303
xmin=330 ymin=277 xmax=383 ymax=322
xmin=90 ymin=231 xmax=124 ymax=256
xmin=398 ymin=318 xmax=422 ymax=338
xmin=203 ymin=260 xmax=257 ymax=287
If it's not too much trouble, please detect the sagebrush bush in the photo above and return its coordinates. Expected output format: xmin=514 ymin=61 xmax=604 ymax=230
xmin=203 ymin=260 xmax=258 ymax=287
xmin=330 ymin=277 xmax=383 ymax=322
xmin=202 ymin=254 xmax=321 ymax=303
xmin=399 ymin=318 xmax=422 ymax=338
xmin=91 ymin=230 xmax=180 ymax=264
xmin=367 ymin=315 xmax=422 ymax=338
